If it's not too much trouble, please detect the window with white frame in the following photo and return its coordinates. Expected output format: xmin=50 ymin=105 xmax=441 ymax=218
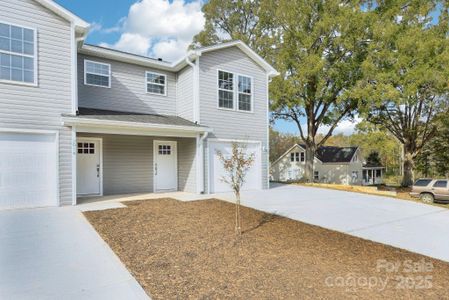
xmin=314 ymin=171 xmax=319 ymax=181
xmin=218 ymin=70 xmax=234 ymax=109
xmin=84 ymin=60 xmax=110 ymax=88
xmin=290 ymin=152 xmax=300 ymax=162
xmin=146 ymin=71 xmax=166 ymax=95
xmin=238 ymin=75 xmax=252 ymax=111
xmin=0 ymin=22 xmax=36 ymax=84
xmin=300 ymin=152 xmax=305 ymax=162
xmin=218 ymin=70 xmax=253 ymax=111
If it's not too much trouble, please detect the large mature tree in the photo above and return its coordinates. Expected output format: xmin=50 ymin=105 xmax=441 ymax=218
xmin=355 ymin=0 xmax=449 ymax=186
xmin=268 ymin=0 xmax=371 ymax=181
xmin=415 ymin=111 xmax=449 ymax=177
xmin=192 ymin=0 xmax=274 ymax=59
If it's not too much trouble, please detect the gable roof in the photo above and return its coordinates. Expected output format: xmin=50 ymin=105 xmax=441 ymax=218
xmin=272 ymin=144 xmax=359 ymax=165
xmin=79 ymin=40 xmax=279 ymax=77
xmin=188 ymin=40 xmax=279 ymax=77
xmin=34 ymin=0 xmax=89 ymax=32
xmin=314 ymin=145 xmax=358 ymax=163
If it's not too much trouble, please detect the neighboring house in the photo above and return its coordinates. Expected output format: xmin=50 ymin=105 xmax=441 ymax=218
xmin=0 ymin=0 xmax=278 ymax=210
xmin=271 ymin=144 xmax=384 ymax=185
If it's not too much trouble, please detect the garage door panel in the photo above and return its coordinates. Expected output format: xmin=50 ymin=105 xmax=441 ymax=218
xmin=0 ymin=132 xmax=57 ymax=209
xmin=209 ymin=141 xmax=262 ymax=193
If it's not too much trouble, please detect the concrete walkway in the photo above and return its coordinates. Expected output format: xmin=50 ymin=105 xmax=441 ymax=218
xmin=0 ymin=207 xmax=148 ymax=299
xmin=216 ymin=183 xmax=449 ymax=263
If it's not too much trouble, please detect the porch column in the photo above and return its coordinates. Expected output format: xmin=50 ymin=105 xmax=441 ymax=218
xmin=71 ymin=126 xmax=77 ymax=205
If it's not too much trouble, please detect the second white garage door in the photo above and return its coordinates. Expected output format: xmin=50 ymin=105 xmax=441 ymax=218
xmin=208 ymin=140 xmax=262 ymax=193
xmin=0 ymin=131 xmax=58 ymax=210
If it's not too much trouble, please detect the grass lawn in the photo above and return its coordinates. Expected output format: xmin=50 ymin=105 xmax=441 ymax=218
xmin=84 ymin=198 xmax=449 ymax=299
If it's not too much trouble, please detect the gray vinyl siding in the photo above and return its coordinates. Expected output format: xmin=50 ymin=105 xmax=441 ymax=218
xmin=77 ymin=134 xmax=196 ymax=195
xmin=198 ymin=47 xmax=269 ymax=191
xmin=176 ymin=66 xmax=194 ymax=121
xmin=178 ymin=137 xmax=197 ymax=193
xmin=78 ymin=54 xmax=177 ymax=115
xmin=0 ymin=0 xmax=73 ymax=205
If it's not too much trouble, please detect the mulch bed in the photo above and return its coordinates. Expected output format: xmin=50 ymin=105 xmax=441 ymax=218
xmin=84 ymin=198 xmax=449 ymax=299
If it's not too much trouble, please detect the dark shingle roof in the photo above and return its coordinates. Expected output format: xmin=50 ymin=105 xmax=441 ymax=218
xmin=65 ymin=107 xmax=203 ymax=128
xmin=299 ymin=144 xmax=358 ymax=163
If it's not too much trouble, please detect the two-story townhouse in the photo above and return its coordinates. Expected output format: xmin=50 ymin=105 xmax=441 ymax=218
xmin=0 ymin=0 xmax=278 ymax=210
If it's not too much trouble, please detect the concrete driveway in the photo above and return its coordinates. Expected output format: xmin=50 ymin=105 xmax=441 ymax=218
xmin=0 ymin=207 xmax=148 ymax=300
xmin=217 ymin=183 xmax=449 ymax=262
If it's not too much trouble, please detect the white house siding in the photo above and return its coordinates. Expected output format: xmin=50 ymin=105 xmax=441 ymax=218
xmin=198 ymin=47 xmax=269 ymax=192
xmin=77 ymin=134 xmax=196 ymax=195
xmin=0 ymin=0 xmax=73 ymax=205
xmin=271 ymin=157 xmax=305 ymax=182
xmin=77 ymin=54 xmax=177 ymax=115
xmin=176 ymin=65 xmax=194 ymax=121
xmin=271 ymin=146 xmax=364 ymax=185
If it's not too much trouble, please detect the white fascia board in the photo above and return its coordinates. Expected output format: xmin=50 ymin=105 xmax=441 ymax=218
xmin=80 ymin=41 xmax=279 ymax=77
xmin=61 ymin=117 xmax=212 ymax=134
xmin=80 ymin=45 xmax=175 ymax=71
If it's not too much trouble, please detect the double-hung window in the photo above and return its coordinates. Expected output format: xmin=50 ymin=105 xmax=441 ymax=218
xmin=0 ymin=22 xmax=36 ymax=84
xmin=84 ymin=60 xmax=111 ymax=88
xmin=218 ymin=70 xmax=252 ymax=112
xmin=218 ymin=70 xmax=234 ymax=109
xmin=146 ymin=71 xmax=166 ymax=95
xmin=238 ymin=75 xmax=252 ymax=111
xmin=290 ymin=152 xmax=300 ymax=162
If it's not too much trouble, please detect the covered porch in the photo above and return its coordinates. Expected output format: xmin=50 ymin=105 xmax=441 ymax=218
xmin=62 ymin=108 xmax=211 ymax=205
xmin=362 ymin=165 xmax=385 ymax=186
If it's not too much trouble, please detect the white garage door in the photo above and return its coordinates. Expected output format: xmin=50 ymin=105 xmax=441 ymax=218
xmin=209 ymin=141 xmax=262 ymax=193
xmin=0 ymin=132 xmax=58 ymax=209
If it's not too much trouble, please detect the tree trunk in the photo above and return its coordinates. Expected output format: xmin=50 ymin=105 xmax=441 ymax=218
xmin=235 ymin=192 xmax=242 ymax=236
xmin=304 ymin=144 xmax=316 ymax=182
xmin=401 ymin=152 xmax=415 ymax=187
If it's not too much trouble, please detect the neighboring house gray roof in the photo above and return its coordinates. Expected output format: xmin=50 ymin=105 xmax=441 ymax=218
xmin=64 ymin=107 xmax=204 ymax=128
xmin=312 ymin=145 xmax=359 ymax=163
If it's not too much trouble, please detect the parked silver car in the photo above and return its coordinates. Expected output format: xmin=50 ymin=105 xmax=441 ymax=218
xmin=410 ymin=179 xmax=449 ymax=203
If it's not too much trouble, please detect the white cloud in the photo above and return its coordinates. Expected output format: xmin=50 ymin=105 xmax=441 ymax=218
xmin=317 ymin=116 xmax=362 ymax=135
xmin=100 ymin=0 xmax=205 ymax=61
xmin=100 ymin=33 xmax=150 ymax=56
xmin=152 ymin=39 xmax=192 ymax=62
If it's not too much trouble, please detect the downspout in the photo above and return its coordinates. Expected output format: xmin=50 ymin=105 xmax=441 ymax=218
xmin=185 ymin=53 xmax=200 ymax=123
xmin=196 ymin=131 xmax=209 ymax=193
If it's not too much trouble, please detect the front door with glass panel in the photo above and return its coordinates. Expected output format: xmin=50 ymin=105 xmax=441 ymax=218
xmin=154 ymin=141 xmax=177 ymax=192
xmin=77 ymin=139 xmax=101 ymax=195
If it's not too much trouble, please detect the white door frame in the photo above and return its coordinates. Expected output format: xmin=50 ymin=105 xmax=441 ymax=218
xmin=76 ymin=137 xmax=103 ymax=197
xmin=207 ymin=138 xmax=262 ymax=194
xmin=153 ymin=140 xmax=178 ymax=192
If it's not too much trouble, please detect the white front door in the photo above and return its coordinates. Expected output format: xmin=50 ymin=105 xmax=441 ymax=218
xmin=77 ymin=139 xmax=101 ymax=195
xmin=154 ymin=141 xmax=177 ymax=192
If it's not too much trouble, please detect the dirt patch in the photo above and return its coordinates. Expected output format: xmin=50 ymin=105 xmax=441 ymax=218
xmin=84 ymin=199 xmax=449 ymax=299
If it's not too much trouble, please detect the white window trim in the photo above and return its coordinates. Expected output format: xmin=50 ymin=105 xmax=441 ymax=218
xmin=84 ymin=59 xmax=111 ymax=88
xmin=145 ymin=70 xmax=167 ymax=96
xmin=0 ymin=20 xmax=38 ymax=87
xmin=217 ymin=69 xmax=254 ymax=113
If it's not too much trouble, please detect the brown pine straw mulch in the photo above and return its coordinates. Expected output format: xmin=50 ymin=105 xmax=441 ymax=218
xmin=84 ymin=198 xmax=449 ymax=299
